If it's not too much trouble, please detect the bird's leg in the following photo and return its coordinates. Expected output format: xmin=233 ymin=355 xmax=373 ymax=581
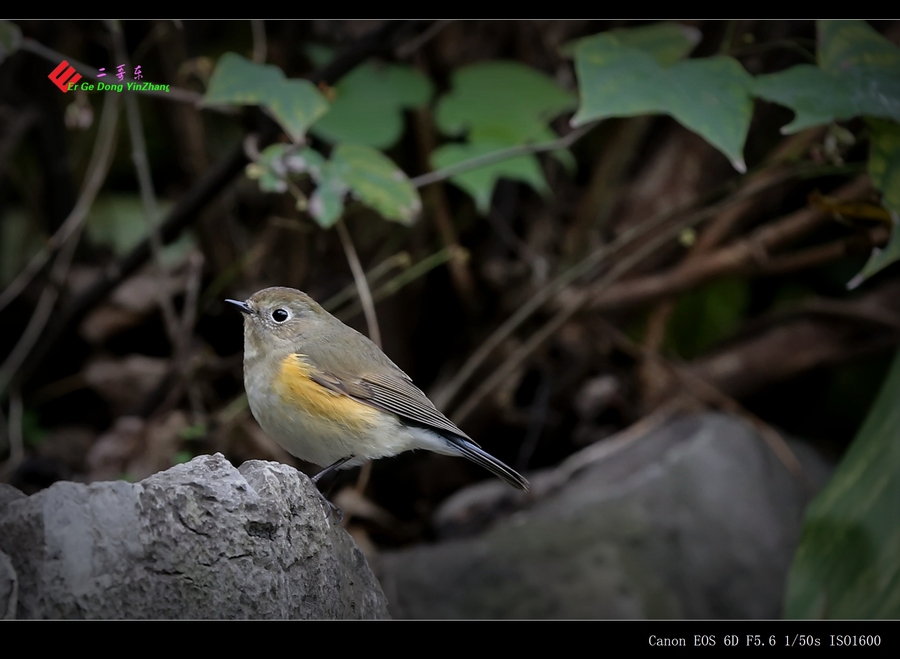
xmin=311 ymin=456 xmax=353 ymax=484
xmin=311 ymin=456 xmax=353 ymax=522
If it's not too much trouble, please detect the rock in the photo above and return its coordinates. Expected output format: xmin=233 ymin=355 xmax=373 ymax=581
xmin=377 ymin=413 xmax=832 ymax=619
xmin=0 ymin=454 xmax=388 ymax=619
xmin=0 ymin=551 xmax=16 ymax=619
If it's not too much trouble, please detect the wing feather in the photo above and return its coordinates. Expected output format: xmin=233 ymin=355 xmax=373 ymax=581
xmin=308 ymin=365 xmax=471 ymax=440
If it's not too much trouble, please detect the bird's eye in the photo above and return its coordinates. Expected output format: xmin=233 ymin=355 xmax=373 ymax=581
xmin=272 ymin=308 xmax=289 ymax=323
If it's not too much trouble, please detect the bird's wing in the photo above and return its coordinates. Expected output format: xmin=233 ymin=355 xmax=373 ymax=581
xmin=307 ymin=366 xmax=472 ymax=441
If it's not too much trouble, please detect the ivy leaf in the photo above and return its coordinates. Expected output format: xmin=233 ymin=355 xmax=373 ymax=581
xmin=330 ymin=143 xmax=421 ymax=225
xmin=754 ymin=21 xmax=900 ymax=134
xmin=571 ymin=32 xmax=753 ymax=172
xmin=563 ymin=22 xmax=701 ymax=66
xmin=308 ymin=171 xmax=348 ymax=229
xmin=848 ymin=119 xmax=900 ymax=288
xmin=312 ymin=61 xmax=432 ymax=149
xmin=785 ymin=350 xmax=900 ymax=618
xmin=436 ymin=61 xmax=575 ymax=144
xmin=433 ymin=61 xmax=575 ymax=213
xmin=431 ymin=142 xmax=549 ymax=214
xmin=202 ymin=53 xmax=329 ymax=143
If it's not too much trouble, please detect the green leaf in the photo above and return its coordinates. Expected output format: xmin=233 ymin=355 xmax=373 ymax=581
xmin=563 ymin=22 xmax=701 ymax=66
xmin=867 ymin=120 xmax=900 ymax=214
xmin=755 ymin=21 xmax=900 ymax=134
xmin=330 ymin=143 xmax=421 ymax=225
xmin=436 ymin=61 xmax=575 ymax=144
xmin=432 ymin=142 xmax=549 ymax=214
xmin=818 ymin=20 xmax=900 ymax=75
xmin=308 ymin=170 xmax=348 ymax=228
xmin=785 ymin=350 xmax=900 ymax=618
xmin=202 ymin=53 xmax=329 ymax=143
xmin=86 ymin=194 xmax=191 ymax=265
xmin=0 ymin=20 xmax=22 ymax=64
xmin=304 ymin=43 xmax=335 ymax=69
xmin=246 ymin=142 xmax=419 ymax=228
xmin=312 ymin=61 xmax=433 ymax=149
xmin=848 ymin=119 xmax=900 ymax=288
xmin=754 ymin=66 xmax=858 ymax=133
xmin=432 ymin=61 xmax=574 ymax=213
xmin=571 ymin=35 xmax=753 ymax=172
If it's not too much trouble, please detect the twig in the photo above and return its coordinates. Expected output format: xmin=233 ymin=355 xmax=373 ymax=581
xmin=641 ymin=128 xmax=826 ymax=377
xmin=0 ymin=89 xmax=120 ymax=396
xmin=658 ymin=280 xmax=900 ymax=403
xmin=758 ymin=226 xmax=888 ymax=276
xmin=110 ymin=20 xmax=183 ymax=355
xmin=0 ymin=105 xmax=121 ymax=314
xmin=0 ymin=216 xmax=81 ymax=398
xmin=335 ymin=219 xmax=381 ymax=349
xmin=580 ymin=176 xmax=872 ymax=313
xmin=448 ymin=167 xmax=863 ymax=423
xmin=516 ymin=372 xmax=552 ymax=471
xmin=251 ymin=21 xmax=267 ymax=63
xmin=336 ymin=247 xmax=457 ymax=322
xmin=182 ymin=251 xmax=206 ymax=422
xmin=451 ymin=200 xmax=718 ymax=425
xmin=410 ymin=121 xmax=598 ymax=189
xmin=395 ymin=20 xmax=453 ymax=58
xmin=411 ymin=100 xmax=477 ymax=305
xmin=434 ymin=162 xmax=811 ymax=411
xmin=594 ymin=318 xmax=813 ymax=490
xmin=19 ymin=38 xmax=204 ymax=105
xmin=322 ymin=252 xmax=412 ymax=313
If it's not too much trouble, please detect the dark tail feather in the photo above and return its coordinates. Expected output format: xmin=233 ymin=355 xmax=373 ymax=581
xmin=446 ymin=436 xmax=529 ymax=491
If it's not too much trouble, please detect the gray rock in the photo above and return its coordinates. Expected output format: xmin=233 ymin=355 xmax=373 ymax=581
xmin=0 ymin=454 xmax=388 ymax=619
xmin=0 ymin=550 xmax=16 ymax=619
xmin=378 ymin=413 xmax=832 ymax=619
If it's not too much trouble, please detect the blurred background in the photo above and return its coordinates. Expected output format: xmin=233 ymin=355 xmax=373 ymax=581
xmin=0 ymin=20 xmax=898 ymax=619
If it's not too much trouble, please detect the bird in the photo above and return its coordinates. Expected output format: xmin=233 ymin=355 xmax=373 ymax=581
xmin=226 ymin=287 xmax=529 ymax=506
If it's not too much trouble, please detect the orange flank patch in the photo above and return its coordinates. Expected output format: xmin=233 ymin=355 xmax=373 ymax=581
xmin=274 ymin=354 xmax=381 ymax=432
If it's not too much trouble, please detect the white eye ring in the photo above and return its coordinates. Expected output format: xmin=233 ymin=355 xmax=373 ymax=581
xmin=272 ymin=308 xmax=290 ymax=323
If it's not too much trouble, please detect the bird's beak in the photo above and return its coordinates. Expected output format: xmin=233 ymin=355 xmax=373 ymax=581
xmin=225 ymin=299 xmax=254 ymax=315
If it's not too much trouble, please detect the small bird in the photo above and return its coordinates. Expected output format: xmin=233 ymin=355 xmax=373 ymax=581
xmin=226 ymin=287 xmax=529 ymax=502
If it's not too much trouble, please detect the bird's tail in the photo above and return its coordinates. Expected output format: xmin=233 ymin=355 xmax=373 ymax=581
xmin=445 ymin=436 xmax=530 ymax=491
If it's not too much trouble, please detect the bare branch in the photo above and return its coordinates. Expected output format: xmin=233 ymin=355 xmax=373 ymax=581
xmin=336 ymin=220 xmax=382 ymax=349
xmin=0 ymin=90 xmax=121 ymax=396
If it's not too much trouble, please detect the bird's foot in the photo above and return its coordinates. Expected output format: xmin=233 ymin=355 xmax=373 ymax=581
xmin=314 ymin=487 xmax=344 ymax=524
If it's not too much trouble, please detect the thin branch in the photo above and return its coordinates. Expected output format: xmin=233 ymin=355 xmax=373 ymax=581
xmin=0 ymin=89 xmax=121 ymax=396
xmin=594 ymin=318 xmax=813 ymax=490
xmin=251 ymin=20 xmax=267 ymax=63
xmin=322 ymin=251 xmax=412 ymax=313
xmin=448 ymin=168 xmax=866 ymax=423
xmin=0 ymin=214 xmax=81 ymax=397
xmin=335 ymin=219 xmax=381 ymax=349
xmin=410 ymin=122 xmax=598 ymax=189
xmin=0 ymin=105 xmax=122 ymax=313
xmin=336 ymin=247 xmax=457 ymax=322
xmin=110 ymin=20 xmax=183 ymax=354
xmin=451 ymin=199 xmax=716 ymax=425
xmin=580 ymin=176 xmax=872 ymax=313
xmin=395 ymin=20 xmax=453 ymax=58
xmin=434 ymin=162 xmax=812 ymax=411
